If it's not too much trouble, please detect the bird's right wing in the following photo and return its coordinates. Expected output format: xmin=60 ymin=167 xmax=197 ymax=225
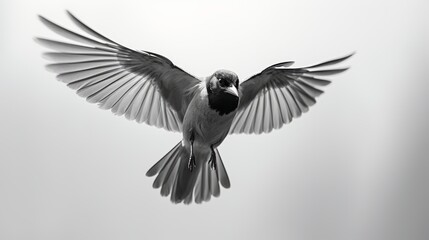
xmin=36 ymin=11 xmax=202 ymax=132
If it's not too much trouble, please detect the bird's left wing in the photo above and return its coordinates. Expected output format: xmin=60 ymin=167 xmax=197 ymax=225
xmin=36 ymin=11 xmax=201 ymax=132
xmin=229 ymin=53 xmax=353 ymax=134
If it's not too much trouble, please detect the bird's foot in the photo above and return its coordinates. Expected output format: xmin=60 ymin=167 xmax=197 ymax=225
xmin=209 ymin=148 xmax=217 ymax=170
xmin=188 ymin=155 xmax=196 ymax=172
xmin=187 ymin=132 xmax=196 ymax=171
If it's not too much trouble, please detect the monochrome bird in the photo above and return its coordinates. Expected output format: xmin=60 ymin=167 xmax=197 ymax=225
xmin=36 ymin=11 xmax=353 ymax=204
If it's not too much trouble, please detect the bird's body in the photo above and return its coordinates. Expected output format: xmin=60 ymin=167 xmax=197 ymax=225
xmin=149 ymin=74 xmax=240 ymax=202
xmin=183 ymin=78 xmax=239 ymax=151
xmin=36 ymin=11 xmax=353 ymax=204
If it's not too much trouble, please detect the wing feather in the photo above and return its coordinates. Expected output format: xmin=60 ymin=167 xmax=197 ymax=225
xmin=230 ymin=53 xmax=353 ymax=134
xmin=37 ymin=11 xmax=200 ymax=132
xmin=35 ymin=37 xmax=116 ymax=53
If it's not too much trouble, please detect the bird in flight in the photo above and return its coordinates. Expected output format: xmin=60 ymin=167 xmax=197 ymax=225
xmin=36 ymin=11 xmax=353 ymax=204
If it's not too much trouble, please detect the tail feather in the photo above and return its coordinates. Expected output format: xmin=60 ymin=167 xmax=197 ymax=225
xmin=171 ymin=156 xmax=201 ymax=202
xmin=195 ymin=163 xmax=210 ymax=203
xmin=183 ymin=189 xmax=193 ymax=204
xmin=210 ymin=167 xmax=221 ymax=197
xmin=214 ymin=148 xmax=231 ymax=188
xmin=160 ymin=158 xmax=180 ymax=196
xmin=146 ymin=141 xmax=230 ymax=204
xmin=153 ymin=146 xmax=181 ymax=188
xmin=146 ymin=142 xmax=181 ymax=177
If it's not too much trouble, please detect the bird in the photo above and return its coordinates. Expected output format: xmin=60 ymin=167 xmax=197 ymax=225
xmin=36 ymin=11 xmax=353 ymax=204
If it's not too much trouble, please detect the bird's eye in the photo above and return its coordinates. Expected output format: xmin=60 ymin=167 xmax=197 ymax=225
xmin=219 ymin=78 xmax=228 ymax=88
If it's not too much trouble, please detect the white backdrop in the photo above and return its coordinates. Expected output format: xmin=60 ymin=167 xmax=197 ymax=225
xmin=1 ymin=0 xmax=428 ymax=240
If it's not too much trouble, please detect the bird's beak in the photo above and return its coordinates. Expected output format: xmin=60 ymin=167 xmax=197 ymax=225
xmin=225 ymin=86 xmax=238 ymax=97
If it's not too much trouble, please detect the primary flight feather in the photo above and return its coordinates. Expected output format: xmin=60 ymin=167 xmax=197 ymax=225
xmin=36 ymin=11 xmax=353 ymax=204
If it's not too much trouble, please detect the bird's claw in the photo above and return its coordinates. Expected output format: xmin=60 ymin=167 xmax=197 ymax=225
xmin=209 ymin=151 xmax=217 ymax=170
xmin=188 ymin=155 xmax=196 ymax=172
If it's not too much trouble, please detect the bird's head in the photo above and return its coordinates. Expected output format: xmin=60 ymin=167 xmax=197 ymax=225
xmin=206 ymin=70 xmax=240 ymax=115
xmin=208 ymin=70 xmax=239 ymax=96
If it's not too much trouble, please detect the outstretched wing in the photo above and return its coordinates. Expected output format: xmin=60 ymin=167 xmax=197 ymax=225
xmin=36 ymin=11 xmax=201 ymax=132
xmin=229 ymin=53 xmax=353 ymax=134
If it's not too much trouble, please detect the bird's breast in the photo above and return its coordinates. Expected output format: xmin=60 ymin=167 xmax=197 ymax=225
xmin=182 ymin=88 xmax=237 ymax=148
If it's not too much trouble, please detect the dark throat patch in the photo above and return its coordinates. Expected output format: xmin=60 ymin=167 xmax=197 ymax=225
xmin=208 ymin=91 xmax=239 ymax=116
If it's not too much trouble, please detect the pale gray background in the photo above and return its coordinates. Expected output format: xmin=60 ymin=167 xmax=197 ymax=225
xmin=1 ymin=0 xmax=428 ymax=240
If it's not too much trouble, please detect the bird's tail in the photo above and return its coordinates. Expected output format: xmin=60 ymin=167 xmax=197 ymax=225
xmin=146 ymin=141 xmax=230 ymax=204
